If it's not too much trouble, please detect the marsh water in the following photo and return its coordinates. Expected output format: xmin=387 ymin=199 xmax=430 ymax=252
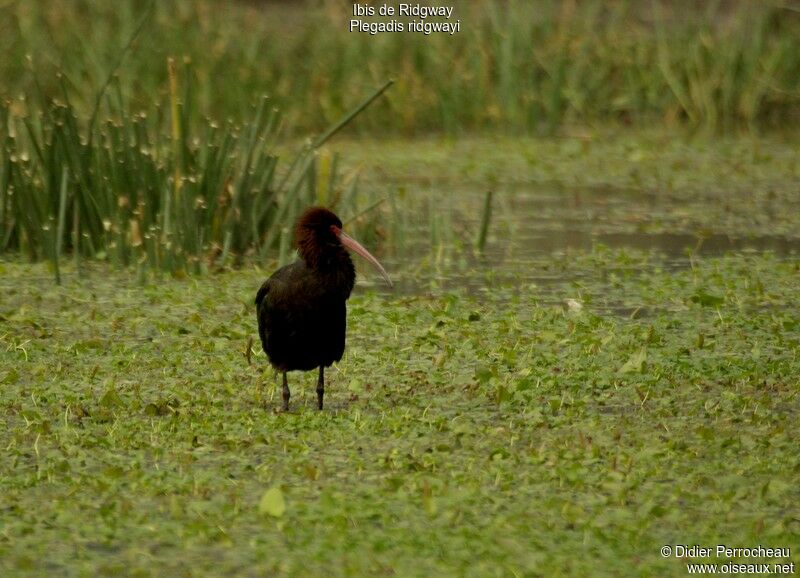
xmin=372 ymin=181 xmax=800 ymax=312
xmin=0 ymin=139 xmax=800 ymax=315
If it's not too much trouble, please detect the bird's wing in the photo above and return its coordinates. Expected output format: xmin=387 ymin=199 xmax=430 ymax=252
xmin=255 ymin=279 xmax=271 ymax=307
xmin=255 ymin=263 xmax=307 ymax=358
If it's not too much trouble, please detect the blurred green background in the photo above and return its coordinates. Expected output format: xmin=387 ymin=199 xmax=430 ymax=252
xmin=3 ymin=0 xmax=799 ymax=136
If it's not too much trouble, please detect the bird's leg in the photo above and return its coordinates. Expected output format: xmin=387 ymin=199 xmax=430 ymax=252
xmin=317 ymin=366 xmax=325 ymax=410
xmin=282 ymin=372 xmax=290 ymax=411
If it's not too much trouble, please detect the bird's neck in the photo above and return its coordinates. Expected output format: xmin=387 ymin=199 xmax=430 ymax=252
xmin=304 ymin=247 xmax=355 ymax=297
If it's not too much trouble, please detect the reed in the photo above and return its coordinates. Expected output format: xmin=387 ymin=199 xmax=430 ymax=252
xmin=476 ymin=190 xmax=493 ymax=254
xmin=0 ymin=65 xmax=390 ymax=278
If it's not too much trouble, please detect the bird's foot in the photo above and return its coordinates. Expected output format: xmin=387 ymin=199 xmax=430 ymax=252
xmin=281 ymin=372 xmax=290 ymax=412
xmin=317 ymin=366 xmax=325 ymax=411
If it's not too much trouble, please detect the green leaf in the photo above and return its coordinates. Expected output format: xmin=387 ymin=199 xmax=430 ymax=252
xmin=618 ymin=347 xmax=647 ymax=374
xmin=1 ymin=368 xmax=19 ymax=384
xmin=496 ymin=384 xmax=511 ymax=404
xmin=690 ymin=290 xmax=724 ymax=307
xmin=474 ymin=366 xmax=493 ymax=384
xmin=100 ymin=385 xmax=125 ymax=408
xmin=259 ymin=487 xmax=286 ymax=517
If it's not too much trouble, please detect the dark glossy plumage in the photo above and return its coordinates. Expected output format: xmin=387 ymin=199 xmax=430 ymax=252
xmin=255 ymin=207 xmax=357 ymax=410
xmin=255 ymin=257 xmax=353 ymax=372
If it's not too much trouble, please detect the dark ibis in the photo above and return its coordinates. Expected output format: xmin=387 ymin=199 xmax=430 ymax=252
xmin=255 ymin=207 xmax=392 ymax=411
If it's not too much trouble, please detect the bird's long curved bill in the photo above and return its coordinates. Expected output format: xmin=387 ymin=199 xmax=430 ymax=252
xmin=337 ymin=230 xmax=393 ymax=288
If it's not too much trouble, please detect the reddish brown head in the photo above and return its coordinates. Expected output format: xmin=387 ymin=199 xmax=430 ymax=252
xmin=295 ymin=206 xmax=392 ymax=287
